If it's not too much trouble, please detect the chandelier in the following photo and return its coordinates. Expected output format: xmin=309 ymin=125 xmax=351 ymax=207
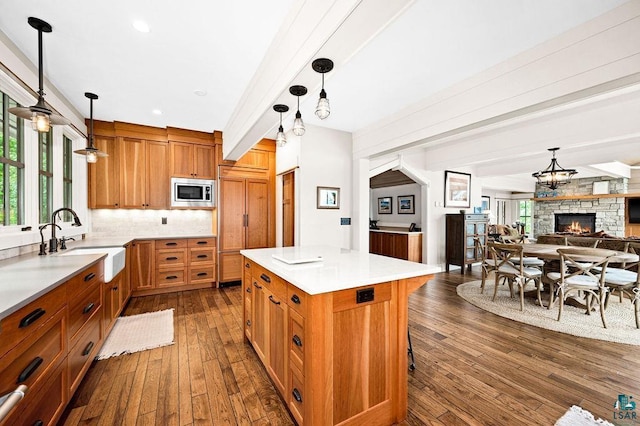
xmin=532 ymin=147 xmax=577 ymax=190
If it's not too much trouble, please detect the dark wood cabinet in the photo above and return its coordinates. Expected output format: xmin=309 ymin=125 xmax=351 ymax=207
xmin=369 ymin=231 xmax=422 ymax=262
xmin=445 ymin=213 xmax=488 ymax=274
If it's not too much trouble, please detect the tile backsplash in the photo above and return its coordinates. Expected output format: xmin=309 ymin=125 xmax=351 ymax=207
xmin=90 ymin=209 xmax=214 ymax=237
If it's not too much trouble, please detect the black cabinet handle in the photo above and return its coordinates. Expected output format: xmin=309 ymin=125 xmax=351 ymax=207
xmin=260 ymin=273 xmax=271 ymax=283
xmin=269 ymin=295 xmax=280 ymax=305
xmin=19 ymin=308 xmax=45 ymax=328
xmin=292 ymin=388 xmax=302 ymax=403
xmin=292 ymin=335 xmax=302 ymax=347
xmin=82 ymin=341 xmax=95 ymax=356
xmin=245 ymin=263 xmax=250 ymax=268
xmin=246 ymin=320 xmax=251 ymax=327
xmin=17 ymin=357 xmax=43 ymax=383
xmin=197 ymin=254 xmax=207 ymax=259
xmin=113 ymin=286 xmax=118 ymax=291
xmin=196 ymin=241 xmax=207 ymax=245
xmin=33 ymin=421 xmax=44 ymax=426
xmin=246 ymin=287 xmax=252 ymax=293
xmin=290 ymin=294 xmax=301 ymax=305
xmin=253 ymin=282 xmax=263 ymax=290
xmin=84 ymin=272 xmax=96 ymax=282
xmin=166 ymin=256 xmax=178 ymax=260
xmin=82 ymin=303 xmax=95 ymax=314
xmin=166 ymin=242 xmax=177 ymax=246
xmin=166 ymin=275 xmax=178 ymax=280
xmin=197 ymin=272 xmax=207 ymax=277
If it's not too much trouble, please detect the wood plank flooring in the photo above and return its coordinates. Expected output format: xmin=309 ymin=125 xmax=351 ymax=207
xmin=59 ymin=270 xmax=640 ymax=425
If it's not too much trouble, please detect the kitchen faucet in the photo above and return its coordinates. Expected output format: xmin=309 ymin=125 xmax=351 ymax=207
xmin=49 ymin=208 xmax=82 ymax=253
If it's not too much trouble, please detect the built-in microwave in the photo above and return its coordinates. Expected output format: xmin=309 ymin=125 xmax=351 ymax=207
xmin=171 ymin=177 xmax=215 ymax=208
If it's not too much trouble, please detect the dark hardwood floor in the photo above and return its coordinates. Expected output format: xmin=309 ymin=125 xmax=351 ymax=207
xmin=59 ymin=269 xmax=639 ymax=425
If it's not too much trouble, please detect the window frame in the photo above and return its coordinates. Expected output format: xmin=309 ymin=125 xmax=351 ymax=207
xmin=0 ymin=90 xmax=25 ymax=226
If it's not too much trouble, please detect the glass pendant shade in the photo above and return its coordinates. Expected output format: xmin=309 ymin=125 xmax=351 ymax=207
xmin=86 ymin=150 xmax=98 ymax=163
xmin=276 ymin=125 xmax=287 ymax=147
xmin=293 ymin=111 xmax=305 ymax=136
xmin=32 ymin=112 xmax=50 ymax=132
xmin=315 ymin=89 xmax=330 ymax=120
xmin=532 ymin=148 xmax=577 ymax=190
xmin=311 ymin=58 xmax=334 ymax=120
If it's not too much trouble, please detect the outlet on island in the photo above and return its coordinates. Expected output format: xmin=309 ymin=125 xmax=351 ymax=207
xmin=162 ymin=217 xmax=167 ymax=225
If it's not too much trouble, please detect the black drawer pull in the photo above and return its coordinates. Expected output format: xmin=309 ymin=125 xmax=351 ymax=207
xmin=197 ymin=272 xmax=208 ymax=277
xmin=166 ymin=256 xmax=178 ymax=260
xmin=196 ymin=241 xmax=207 ymax=245
xmin=292 ymin=388 xmax=302 ymax=403
xmin=253 ymin=282 xmax=263 ymax=290
xmin=246 ymin=320 xmax=251 ymax=327
xmin=19 ymin=308 xmax=46 ymax=328
xmin=260 ymin=273 xmax=271 ymax=283
xmin=82 ymin=303 xmax=95 ymax=314
xmin=84 ymin=272 xmax=96 ymax=282
xmin=166 ymin=275 xmax=178 ymax=280
xmin=113 ymin=286 xmax=118 ymax=291
xmin=166 ymin=242 xmax=178 ymax=246
xmin=245 ymin=263 xmax=250 ymax=268
xmin=17 ymin=357 xmax=43 ymax=383
xmin=290 ymin=294 xmax=301 ymax=304
xmin=82 ymin=341 xmax=95 ymax=356
xmin=197 ymin=254 xmax=208 ymax=259
xmin=292 ymin=335 xmax=302 ymax=347
xmin=33 ymin=421 xmax=44 ymax=426
xmin=269 ymin=295 xmax=280 ymax=305
xmin=246 ymin=287 xmax=252 ymax=293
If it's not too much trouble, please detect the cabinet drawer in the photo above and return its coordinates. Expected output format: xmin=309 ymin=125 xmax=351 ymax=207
xmin=68 ymin=309 xmax=101 ymax=394
xmin=289 ymin=309 xmax=304 ymax=374
xmin=156 ymin=249 xmax=187 ymax=268
xmin=0 ymin=308 xmax=65 ymax=399
xmin=156 ymin=239 xmax=188 ymax=249
xmin=189 ymin=266 xmax=215 ymax=283
xmin=68 ymin=284 xmax=102 ymax=343
xmin=156 ymin=269 xmax=186 ymax=287
xmin=0 ymin=283 xmax=66 ymax=358
xmin=288 ymin=365 xmax=305 ymax=425
xmin=253 ymin=265 xmax=286 ymax=300
xmin=287 ymin=284 xmax=308 ymax=318
xmin=188 ymin=237 xmax=215 ymax=248
xmin=189 ymin=248 xmax=215 ymax=264
xmin=67 ymin=262 xmax=103 ymax=299
xmin=332 ymin=283 xmax=392 ymax=312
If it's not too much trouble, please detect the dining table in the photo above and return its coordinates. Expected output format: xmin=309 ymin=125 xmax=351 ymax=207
xmin=520 ymin=243 xmax=639 ymax=263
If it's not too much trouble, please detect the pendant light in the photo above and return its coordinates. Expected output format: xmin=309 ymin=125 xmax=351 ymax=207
xmin=8 ymin=17 xmax=70 ymax=132
xmin=74 ymin=93 xmax=108 ymax=163
xmin=289 ymin=85 xmax=307 ymax=136
xmin=273 ymin=104 xmax=289 ymax=147
xmin=312 ymin=58 xmax=334 ymax=120
xmin=532 ymin=148 xmax=577 ymax=190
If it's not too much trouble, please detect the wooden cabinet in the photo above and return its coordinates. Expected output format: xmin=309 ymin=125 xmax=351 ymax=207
xmin=170 ymin=141 xmax=215 ymax=179
xmin=445 ymin=213 xmax=488 ymax=274
xmin=130 ymin=240 xmax=155 ymax=291
xmin=88 ymin=135 xmax=120 ymax=208
xmin=102 ymin=272 xmax=123 ymax=336
xmin=369 ymin=230 xmax=422 ymax=262
xmin=120 ymin=138 xmax=169 ymax=209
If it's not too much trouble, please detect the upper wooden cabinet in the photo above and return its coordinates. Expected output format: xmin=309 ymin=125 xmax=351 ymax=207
xmin=120 ymin=138 xmax=169 ymax=209
xmin=170 ymin=141 xmax=215 ymax=179
xmin=88 ymin=135 xmax=120 ymax=208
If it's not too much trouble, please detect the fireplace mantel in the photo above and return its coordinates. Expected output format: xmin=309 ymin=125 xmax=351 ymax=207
xmin=532 ymin=192 xmax=640 ymax=201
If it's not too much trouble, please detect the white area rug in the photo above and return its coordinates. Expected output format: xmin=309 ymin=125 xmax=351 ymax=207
xmin=555 ymin=405 xmax=613 ymax=425
xmin=456 ymin=280 xmax=639 ymax=346
xmin=96 ymin=309 xmax=174 ymax=360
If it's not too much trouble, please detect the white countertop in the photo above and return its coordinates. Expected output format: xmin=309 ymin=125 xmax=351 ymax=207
xmin=240 ymin=246 xmax=441 ymax=295
xmin=369 ymin=229 xmax=422 ymax=235
xmin=0 ymin=252 xmax=106 ymax=321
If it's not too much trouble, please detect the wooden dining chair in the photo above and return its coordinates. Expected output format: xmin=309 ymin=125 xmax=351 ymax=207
xmin=601 ymin=241 xmax=640 ymax=328
xmin=488 ymin=242 xmax=543 ymax=311
xmin=554 ymin=247 xmax=615 ymax=328
xmin=474 ymin=237 xmax=494 ymax=294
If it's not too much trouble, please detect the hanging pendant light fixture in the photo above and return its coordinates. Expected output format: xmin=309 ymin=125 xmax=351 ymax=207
xmin=532 ymin=147 xmax=577 ymax=190
xmin=289 ymin=85 xmax=307 ymax=136
xmin=8 ymin=17 xmax=70 ymax=132
xmin=312 ymin=58 xmax=334 ymax=120
xmin=273 ymin=104 xmax=289 ymax=147
xmin=74 ymin=92 xmax=108 ymax=163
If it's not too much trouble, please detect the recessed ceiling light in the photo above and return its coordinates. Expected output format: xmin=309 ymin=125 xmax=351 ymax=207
xmin=152 ymin=109 xmax=162 ymax=115
xmin=133 ymin=20 xmax=150 ymax=33
xmin=194 ymin=90 xmax=207 ymax=97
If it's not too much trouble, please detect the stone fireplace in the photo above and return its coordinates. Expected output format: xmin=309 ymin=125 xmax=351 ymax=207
xmin=554 ymin=213 xmax=596 ymax=233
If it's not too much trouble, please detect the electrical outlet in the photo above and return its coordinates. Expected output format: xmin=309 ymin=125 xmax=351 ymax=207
xmin=161 ymin=217 xmax=167 ymax=225
xmin=341 ymin=217 xmax=351 ymax=225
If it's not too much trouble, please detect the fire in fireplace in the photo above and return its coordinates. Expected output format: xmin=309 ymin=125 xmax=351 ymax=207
xmin=554 ymin=213 xmax=596 ymax=233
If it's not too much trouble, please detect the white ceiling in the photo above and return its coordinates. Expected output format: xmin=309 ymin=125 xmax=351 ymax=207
xmin=0 ymin=0 xmax=635 ymax=185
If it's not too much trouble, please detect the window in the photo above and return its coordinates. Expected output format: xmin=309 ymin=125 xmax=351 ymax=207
xmin=39 ymin=129 xmax=53 ymax=224
xmin=0 ymin=91 xmax=24 ymax=226
xmin=518 ymin=200 xmax=533 ymax=234
xmin=63 ymin=135 xmax=73 ymax=221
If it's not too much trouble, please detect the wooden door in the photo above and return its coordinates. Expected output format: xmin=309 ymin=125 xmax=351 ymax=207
xmin=88 ymin=136 xmax=120 ymax=208
xmin=193 ymin=144 xmax=215 ymax=179
xmin=122 ymin=243 xmax=132 ymax=300
xmin=282 ymin=171 xmax=295 ymax=247
xmin=267 ymin=288 xmax=288 ymax=395
xmin=219 ymin=177 xmax=246 ymax=251
xmin=146 ymin=141 xmax=169 ymax=209
xmin=131 ymin=240 xmax=155 ymax=290
xmin=246 ymin=179 xmax=269 ymax=249
xmin=120 ymin=138 xmax=146 ymax=208
xmin=169 ymin=141 xmax=193 ymax=178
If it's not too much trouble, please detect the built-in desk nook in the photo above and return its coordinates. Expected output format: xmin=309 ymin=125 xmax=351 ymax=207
xmin=240 ymin=246 xmax=439 ymax=425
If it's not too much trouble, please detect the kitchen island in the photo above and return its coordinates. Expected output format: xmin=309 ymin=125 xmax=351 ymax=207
xmin=240 ymin=246 xmax=439 ymax=426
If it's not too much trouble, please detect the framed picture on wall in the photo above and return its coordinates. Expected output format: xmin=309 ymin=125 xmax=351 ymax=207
xmin=317 ymin=186 xmax=340 ymax=209
xmin=397 ymin=195 xmax=415 ymax=214
xmin=444 ymin=170 xmax=471 ymax=208
xmin=378 ymin=197 xmax=392 ymax=214
xmin=481 ymin=196 xmax=490 ymax=211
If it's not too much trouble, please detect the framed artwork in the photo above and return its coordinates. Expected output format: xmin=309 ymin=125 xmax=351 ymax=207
xmin=397 ymin=195 xmax=415 ymax=214
xmin=444 ymin=170 xmax=471 ymax=208
xmin=481 ymin=196 xmax=490 ymax=211
xmin=378 ymin=197 xmax=392 ymax=214
xmin=317 ymin=186 xmax=340 ymax=209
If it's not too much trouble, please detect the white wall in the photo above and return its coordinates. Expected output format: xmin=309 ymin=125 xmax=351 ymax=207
xmin=370 ymin=183 xmax=421 ymax=227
